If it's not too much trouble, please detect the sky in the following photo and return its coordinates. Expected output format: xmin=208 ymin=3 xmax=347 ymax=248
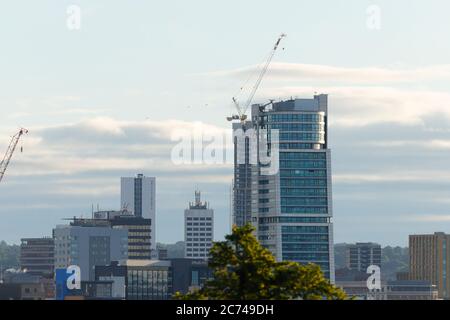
xmin=1 ymin=0 xmax=450 ymax=246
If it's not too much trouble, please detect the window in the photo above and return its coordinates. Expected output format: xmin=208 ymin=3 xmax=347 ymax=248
xmin=192 ymin=271 xmax=199 ymax=286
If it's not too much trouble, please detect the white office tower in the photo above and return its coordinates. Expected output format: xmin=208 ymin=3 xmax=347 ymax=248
xmin=232 ymin=95 xmax=335 ymax=282
xmin=184 ymin=191 xmax=214 ymax=259
xmin=121 ymin=174 xmax=156 ymax=255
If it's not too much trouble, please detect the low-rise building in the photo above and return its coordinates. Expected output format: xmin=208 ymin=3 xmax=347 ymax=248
xmin=20 ymin=237 xmax=54 ymax=278
xmin=94 ymin=258 xmax=212 ymax=300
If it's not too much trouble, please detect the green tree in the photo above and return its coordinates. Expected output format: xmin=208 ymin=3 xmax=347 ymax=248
xmin=0 ymin=241 xmax=20 ymax=270
xmin=175 ymin=224 xmax=346 ymax=300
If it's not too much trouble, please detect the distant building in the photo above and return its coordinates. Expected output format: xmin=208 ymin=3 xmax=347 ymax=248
xmin=336 ymin=280 xmax=439 ymax=300
xmin=335 ymin=268 xmax=369 ymax=282
xmin=95 ymin=260 xmax=172 ymax=300
xmin=409 ymin=232 xmax=450 ymax=299
xmin=232 ymin=95 xmax=335 ymax=281
xmin=335 ymin=280 xmax=387 ymax=300
xmin=110 ymin=216 xmax=153 ymax=260
xmin=386 ymin=280 xmax=438 ymax=300
xmin=346 ymin=242 xmax=381 ymax=272
xmin=184 ymin=191 xmax=214 ymax=259
xmin=0 ymin=270 xmax=52 ymax=300
xmin=396 ymin=272 xmax=410 ymax=281
xmin=121 ymin=174 xmax=156 ymax=254
xmin=78 ymin=210 xmax=153 ymax=259
xmin=157 ymin=246 xmax=168 ymax=260
xmin=53 ymin=224 xmax=128 ymax=281
xmin=95 ymin=259 xmax=211 ymax=300
xmin=79 ymin=280 xmax=114 ymax=300
xmin=20 ymin=238 xmax=54 ymax=278
xmin=170 ymin=258 xmax=212 ymax=294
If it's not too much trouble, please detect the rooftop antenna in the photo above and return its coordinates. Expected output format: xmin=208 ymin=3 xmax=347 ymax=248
xmin=195 ymin=190 xmax=201 ymax=206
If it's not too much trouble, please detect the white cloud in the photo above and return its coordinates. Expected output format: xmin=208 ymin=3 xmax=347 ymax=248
xmin=1 ymin=118 xmax=231 ymax=177
xmin=204 ymin=62 xmax=450 ymax=128
xmin=254 ymin=86 xmax=450 ymax=127
xmin=334 ymin=171 xmax=450 ymax=184
xmin=407 ymin=214 xmax=450 ymax=222
xmin=210 ymin=62 xmax=450 ymax=84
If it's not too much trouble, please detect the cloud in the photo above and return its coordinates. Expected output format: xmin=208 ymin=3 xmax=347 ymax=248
xmin=203 ymin=62 xmax=450 ymax=128
xmin=334 ymin=171 xmax=450 ymax=184
xmin=2 ymin=117 xmax=231 ymax=177
xmin=254 ymin=86 xmax=450 ymax=127
xmin=208 ymin=62 xmax=450 ymax=84
xmin=407 ymin=214 xmax=450 ymax=222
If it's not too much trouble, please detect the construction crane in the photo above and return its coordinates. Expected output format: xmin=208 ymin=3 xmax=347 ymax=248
xmin=227 ymin=33 xmax=286 ymax=124
xmin=0 ymin=128 xmax=28 ymax=184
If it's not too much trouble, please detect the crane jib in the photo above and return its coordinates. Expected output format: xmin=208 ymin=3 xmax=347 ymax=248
xmin=0 ymin=128 xmax=28 ymax=183
xmin=228 ymin=33 xmax=287 ymax=123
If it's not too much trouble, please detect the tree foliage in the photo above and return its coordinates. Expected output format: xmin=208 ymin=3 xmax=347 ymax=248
xmin=0 ymin=241 xmax=20 ymax=270
xmin=175 ymin=224 xmax=346 ymax=300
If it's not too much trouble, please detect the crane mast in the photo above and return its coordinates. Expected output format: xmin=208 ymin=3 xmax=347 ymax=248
xmin=228 ymin=33 xmax=286 ymax=124
xmin=0 ymin=128 xmax=28 ymax=183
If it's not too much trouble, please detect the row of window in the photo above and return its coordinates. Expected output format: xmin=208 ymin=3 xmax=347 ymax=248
xmin=281 ymin=206 xmax=328 ymax=214
xmin=186 ymin=238 xmax=212 ymax=242
xmin=281 ymin=234 xmax=329 ymax=242
xmin=281 ymin=197 xmax=328 ymax=206
xmin=186 ymin=233 xmax=212 ymax=237
xmin=280 ymin=188 xmax=327 ymax=196
xmin=259 ymin=217 xmax=329 ymax=224
xmin=269 ymin=114 xmax=323 ymax=122
xmin=186 ymin=242 xmax=212 ymax=246
xmin=280 ymin=178 xmax=327 ymax=187
xmin=186 ymin=217 xmax=212 ymax=221
xmin=186 ymin=228 xmax=212 ymax=232
xmin=278 ymin=143 xmax=315 ymax=150
xmin=282 ymin=253 xmax=330 ymax=261
xmin=282 ymin=225 xmax=329 ymax=234
xmin=269 ymin=123 xmax=324 ymax=131
xmin=278 ymin=132 xmax=324 ymax=142
xmin=280 ymin=152 xmax=326 ymax=160
xmin=186 ymin=248 xmax=209 ymax=251
xmin=282 ymin=244 xmax=330 ymax=252
xmin=280 ymin=169 xmax=327 ymax=177
xmin=280 ymin=160 xmax=327 ymax=169
xmin=186 ymin=222 xmax=212 ymax=226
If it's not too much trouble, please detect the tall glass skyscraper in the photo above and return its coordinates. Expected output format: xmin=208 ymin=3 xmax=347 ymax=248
xmin=232 ymin=94 xmax=335 ymax=282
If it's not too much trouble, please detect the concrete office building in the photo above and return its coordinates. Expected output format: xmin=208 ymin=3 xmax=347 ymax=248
xmin=386 ymin=280 xmax=438 ymax=300
xmin=93 ymin=210 xmax=152 ymax=259
xmin=93 ymin=210 xmax=153 ymax=259
xmin=20 ymin=238 xmax=54 ymax=278
xmin=95 ymin=260 xmax=172 ymax=300
xmin=232 ymin=95 xmax=334 ymax=281
xmin=53 ymin=224 xmax=128 ymax=281
xmin=336 ymin=280 xmax=438 ymax=300
xmin=346 ymin=242 xmax=382 ymax=272
xmin=95 ymin=258 xmax=211 ymax=300
xmin=121 ymin=174 xmax=156 ymax=253
xmin=184 ymin=191 xmax=214 ymax=259
xmin=409 ymin=232 xmax=450 ymax=299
